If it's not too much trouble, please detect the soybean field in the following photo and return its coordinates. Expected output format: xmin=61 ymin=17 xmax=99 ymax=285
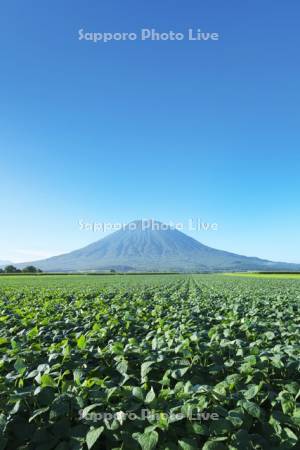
xmin=0 ymin=274 xmax=299 ymax=449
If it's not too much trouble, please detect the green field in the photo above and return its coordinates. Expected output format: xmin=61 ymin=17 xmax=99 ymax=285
xmin=223 ymin=273 xmax=300 ymax=280
xmin=0 ymin=274 xmax=186 ymax=289
xmin=0 ymin=274 xmax=299 ymax=449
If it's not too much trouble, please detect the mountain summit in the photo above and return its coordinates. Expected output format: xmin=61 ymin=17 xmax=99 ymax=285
xmin=17 ymin=219 xmax=300 ymax=272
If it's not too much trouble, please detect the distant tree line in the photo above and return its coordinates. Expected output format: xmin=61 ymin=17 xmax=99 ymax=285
xmin=0 ymin=265 xmax=42 ymax=274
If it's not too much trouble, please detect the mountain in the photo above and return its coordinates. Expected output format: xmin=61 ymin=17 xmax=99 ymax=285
xmin=0 ymin=260 xmax=13 ymax=268
xmin=16 ymin=220 xmax=300 ymax=272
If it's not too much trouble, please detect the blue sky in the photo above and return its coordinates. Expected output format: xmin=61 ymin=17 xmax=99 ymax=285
xmin=0 ymin=0 xmax=299 ymax=263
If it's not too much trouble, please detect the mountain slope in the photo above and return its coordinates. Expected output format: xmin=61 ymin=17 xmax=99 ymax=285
xmin=16 ymin=220 xmax=300 ymax=272
xmin=0 ymin=260 xmax=13 ymax=268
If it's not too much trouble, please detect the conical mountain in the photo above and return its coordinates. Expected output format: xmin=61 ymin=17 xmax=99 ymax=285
xmin=17 ymin=220 xmax=300 ymax=272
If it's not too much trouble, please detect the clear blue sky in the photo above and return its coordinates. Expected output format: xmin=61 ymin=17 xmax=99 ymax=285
xmin=1 ymin=0 xmax=299 ymax=263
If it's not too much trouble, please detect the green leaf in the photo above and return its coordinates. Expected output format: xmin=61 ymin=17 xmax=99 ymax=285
xmin=292 ymin=408 xmax=300 ymax=426
xmin=141 ymin=361 xmax=155 ymax=380
xmin=283 ymin=427 xmax=298 ymax=445
xmin=29 ymin=407 xmax=50 ymax=422
xmin=27 ymin=326 xmax=39 ymax=339
xmin=14 ymin=358 xmax=26 ymax=374
xmin=73 ymin=368 xmax=83 ymax=385
xmin=86 ymin=426 xmax=104 ymax=449
xmin=178 ymin=438 xmax=198 ymax=450
xmin=77 ymin=334 xmax=86 ymax=350
xmin=132 ymin=386 xmax=144 ymax=401
xmin=145 ymin=387 xmax=156 ymax=404
xmin=171 ymin=367 xmax=189 ymax=379
xmin=10 ymin=400 xmax=21 ymax=415
xmin=244 ymin=355 xmax=256 ymax=366
xmin=243 ymin=384 xmax=259 ymax=400
xmin=40 ymin=374 xmax=56 ymax=387
xmin=240 ymin=400 xmax=263 ymax=420
xmin=11 ymin=340 xmax=20 ymax=350
xmin=133 ymin=430 xmax=159 ymax=450
xmin=210 ymin=418 xmax=233 ymax=435
xmin=116 ymin=358 xmax=128 ymax=375
xmin=190 ymin=422 xmax=209 ymax=435
xmin=80 ymin=404 xmax=102 ymax=419
xmin=227 ymin=410 xmax=244 ymax=428
xmin=264 ymin=331 xmax=275 ymax=340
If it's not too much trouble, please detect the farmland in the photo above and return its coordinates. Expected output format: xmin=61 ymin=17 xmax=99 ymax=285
xmin=0 ymin=274 xmax=299 ymax=449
